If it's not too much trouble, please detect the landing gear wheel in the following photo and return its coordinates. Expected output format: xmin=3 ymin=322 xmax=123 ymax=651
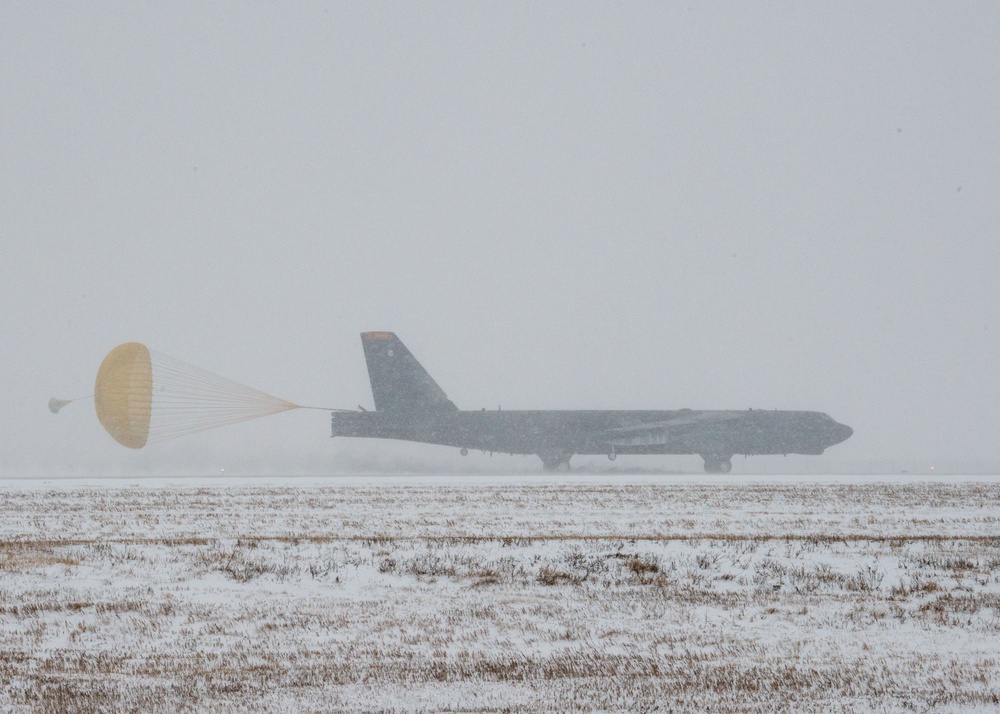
xmin=539 ymin=453 xmax=572 ymax=472
xmin=702 ymin=455 xmax=733 ymax=474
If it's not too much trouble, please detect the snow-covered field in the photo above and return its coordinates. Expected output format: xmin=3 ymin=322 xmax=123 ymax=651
xmin=2 ymin=474 xmax=1000 ymax=712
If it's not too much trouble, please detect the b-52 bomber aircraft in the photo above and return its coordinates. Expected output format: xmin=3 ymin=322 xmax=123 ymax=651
xmin=331 ymin=332 xmax=853 ymax=473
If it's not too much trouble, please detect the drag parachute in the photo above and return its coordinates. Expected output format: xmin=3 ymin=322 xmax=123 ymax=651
xmin=93 ymin=342 xmax=301 ymax=449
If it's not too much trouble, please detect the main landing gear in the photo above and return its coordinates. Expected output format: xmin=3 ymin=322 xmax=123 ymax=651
xmin=539 ymin=452 xmax=572 ymax=472
xmin=702 ymin=455 xmax=732 ymax=474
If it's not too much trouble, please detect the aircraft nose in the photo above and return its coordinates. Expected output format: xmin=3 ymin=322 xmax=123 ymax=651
xmin=833 ymin=423 xmax=853 ymax=444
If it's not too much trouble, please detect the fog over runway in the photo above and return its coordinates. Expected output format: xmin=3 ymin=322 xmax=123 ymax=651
xmin=1 ymin=3 xmax=998 ymax=476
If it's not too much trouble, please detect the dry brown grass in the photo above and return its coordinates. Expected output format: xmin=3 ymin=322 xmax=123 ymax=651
xmin=1 ymin=479 xmax=1000 ymax=712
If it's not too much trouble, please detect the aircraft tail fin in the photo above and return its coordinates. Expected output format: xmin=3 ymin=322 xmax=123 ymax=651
xmin=360 ymin=332 xmax=458 ymax=414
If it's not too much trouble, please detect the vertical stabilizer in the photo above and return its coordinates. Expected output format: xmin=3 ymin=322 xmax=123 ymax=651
xmin=360 ymin=332 xmax=457 ymax=414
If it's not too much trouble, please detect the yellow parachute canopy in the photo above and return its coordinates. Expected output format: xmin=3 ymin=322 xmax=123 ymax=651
xmin=94 ymin=342 xmax=300 ymax=449
xmin=94 ymin=342 xmax=153 ymax=448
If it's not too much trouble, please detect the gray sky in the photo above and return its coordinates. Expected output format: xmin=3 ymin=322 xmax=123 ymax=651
xmin=3 ymin=2 xmax=998 ymax=475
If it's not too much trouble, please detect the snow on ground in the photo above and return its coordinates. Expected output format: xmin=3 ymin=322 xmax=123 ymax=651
xmin=1 ymin=474 xmax=999 ymax=712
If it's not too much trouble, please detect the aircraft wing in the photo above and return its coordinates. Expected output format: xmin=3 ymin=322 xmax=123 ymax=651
xmin=603 ymin=412 xmax=743 ymax=451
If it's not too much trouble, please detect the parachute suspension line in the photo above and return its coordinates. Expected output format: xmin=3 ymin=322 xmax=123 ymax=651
xmin=142 ymin=349 xmax=300 ymax=444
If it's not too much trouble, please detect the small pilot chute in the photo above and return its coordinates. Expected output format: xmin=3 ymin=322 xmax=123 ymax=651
xmin=92 ymin=342 xmax=301 ymax=449
xmin=48 ymin=398 xmax=75 ymax=414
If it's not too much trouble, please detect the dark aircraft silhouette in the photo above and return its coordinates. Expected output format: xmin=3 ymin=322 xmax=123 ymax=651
xmin=330 ymin=332 xmax=853 ymax=473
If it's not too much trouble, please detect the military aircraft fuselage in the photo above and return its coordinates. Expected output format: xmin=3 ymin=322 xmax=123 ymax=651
xmin=331 ymin=407 xmax=852 ymax=471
